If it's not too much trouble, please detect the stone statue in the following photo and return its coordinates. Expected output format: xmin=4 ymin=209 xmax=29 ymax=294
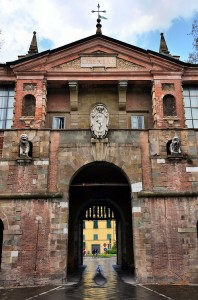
xmin=90 ymin=104 xmax=109 ymax=139
xmin=19 ymin=134 xmax=30 ymax=157
xmin=169 ymin=136 xmax=181 ymax=154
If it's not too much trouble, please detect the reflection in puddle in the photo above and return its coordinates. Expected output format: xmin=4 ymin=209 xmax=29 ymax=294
xmin=81 ymin=257 xmax=121 ymax=299
xmin=93 ymin=265 xmax=107 ymax=286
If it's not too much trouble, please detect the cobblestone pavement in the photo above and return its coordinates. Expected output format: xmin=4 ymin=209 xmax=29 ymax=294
xmin=0 ymin=257 xmax=197 ymax=300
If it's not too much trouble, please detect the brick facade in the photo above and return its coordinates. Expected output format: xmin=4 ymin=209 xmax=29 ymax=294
xmin=0 ymin=33 xmax=197 ymax=285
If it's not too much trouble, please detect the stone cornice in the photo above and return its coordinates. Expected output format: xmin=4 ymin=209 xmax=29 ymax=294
xmin=138 ymin=191 xmax=198 ymax=198
xmin=0 ymin=192 xmax=63 ymax=199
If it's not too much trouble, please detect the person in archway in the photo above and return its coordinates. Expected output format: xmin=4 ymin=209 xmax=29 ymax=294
xmin=92 ymin=248 xmax=96 ymax=257
xmin=95 ymin=248 xmax=98 ymax=257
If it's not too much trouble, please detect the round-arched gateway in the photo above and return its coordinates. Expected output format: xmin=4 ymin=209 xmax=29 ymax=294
xmin=68 ymin=161 xmax=135 ymax=274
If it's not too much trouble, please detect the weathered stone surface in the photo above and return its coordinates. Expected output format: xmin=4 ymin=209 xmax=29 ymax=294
xmin=0 ymin=32 xmax=198 ymax=287
xmin=0 ymin=128 xmax=197 ymax=285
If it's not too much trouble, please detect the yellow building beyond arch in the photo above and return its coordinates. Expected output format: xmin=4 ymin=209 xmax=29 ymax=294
xmin=83 ymin=220 xmax=116 ymax=255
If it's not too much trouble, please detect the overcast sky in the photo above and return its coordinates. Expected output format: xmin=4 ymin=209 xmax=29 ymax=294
xmin=0 ymin=0 xmax=198 ymax=63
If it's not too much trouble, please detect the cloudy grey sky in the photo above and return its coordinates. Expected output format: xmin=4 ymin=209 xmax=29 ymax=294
xmin=0 ymin=0 xmax=198 ymax=63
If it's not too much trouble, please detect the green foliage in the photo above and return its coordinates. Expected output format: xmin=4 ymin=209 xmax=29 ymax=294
xmin=106 ymin=249 xmax=117 ymax=254
xmin=98 ymin=253 xmax=116 ymax=258
xmin=188 ymin=19 xmax=198 ymax=63
xmin=85 ymin=253 xmax=116 ymax=258
xmin=105 ymin=242 xmax=117 ymax=254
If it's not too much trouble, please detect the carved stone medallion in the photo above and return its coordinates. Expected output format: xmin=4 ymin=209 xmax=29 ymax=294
xmin=90 ymin=104 xmax=109 ymax=139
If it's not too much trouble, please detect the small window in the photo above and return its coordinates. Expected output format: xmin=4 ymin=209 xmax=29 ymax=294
xmin=83 ymin=235 xmax=85 ymax=241
xmin=52 ymin=116 xmax=65 ymax=129
xmin=93 ymin=234 xmax=98 ymax=240
xmin=131 ymin=115 xmax=144 ymax=129
xmin=0 ymin=86 xmax=14 ymax=129
xmin=0 ymin=219 xmax=4 ymax=269
xmin=106 ymin=220 xmax=111 ymax=228
xmin=183 ymin=87 xmax=198 ymax=128
xmin=163 ymin=94 xmax=176 ymax=116
xmin=107 ymin=243 xmax=112 ymax=250
xmin=93 ymin=220 xmax=98 ymax=229
xmin=22 ymin=94 xmax=36 ymax=116
xmin=107 ymin=233 xmax=111 ymax=241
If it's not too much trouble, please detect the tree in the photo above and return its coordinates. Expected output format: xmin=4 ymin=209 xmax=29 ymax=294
xmin=188 ymin=20 xmax=198 ymax=63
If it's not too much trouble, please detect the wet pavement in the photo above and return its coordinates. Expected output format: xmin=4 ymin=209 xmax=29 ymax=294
xmin=0 ymin=257 xmax=198 ymax=300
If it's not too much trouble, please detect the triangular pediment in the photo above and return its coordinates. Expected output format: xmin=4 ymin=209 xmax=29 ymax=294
xmin=8 ymin=34 xmax=186 ymax=74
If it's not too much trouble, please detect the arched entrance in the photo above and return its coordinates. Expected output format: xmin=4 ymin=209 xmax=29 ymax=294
xmin=68 ymin=161 xmax=135 ymax=274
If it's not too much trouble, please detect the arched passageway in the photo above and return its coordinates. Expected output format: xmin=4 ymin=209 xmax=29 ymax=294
xmin=0 ymin=219 xmax=4 ymax=269
xmin=68 ymin=162 xmax=134 ymax=274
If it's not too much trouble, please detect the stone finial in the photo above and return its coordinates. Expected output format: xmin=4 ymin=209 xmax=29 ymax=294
xmin=28 ymin=31 xmax=38 ymax=55
xmin=96 ymin=18 xmax=102 ymax=34
xmin=159 ymin=33 xmax=170 ymax=55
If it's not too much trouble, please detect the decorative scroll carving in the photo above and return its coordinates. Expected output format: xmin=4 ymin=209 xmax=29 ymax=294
xmin=53 ymin=59 xmax=81 ymax=71
xmin=90 ymin=104 xmax=109 ymax=139
xmin=116 ymin=58 xmax=145 ymax=70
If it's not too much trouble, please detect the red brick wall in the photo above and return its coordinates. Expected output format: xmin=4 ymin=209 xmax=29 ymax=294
xmin=153 ymin=80 xmax=184 ymax=128
xmin=14 ymin=79 xmax=45 ymax=128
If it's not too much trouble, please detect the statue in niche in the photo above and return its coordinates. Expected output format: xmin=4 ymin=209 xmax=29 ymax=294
xmin=169 ymin=136 xmax=181 ymax=155
xmin=90 ymin=104 xmax=109 ymax=139
xmin=19 ymin=134 xmax=31 ymax=158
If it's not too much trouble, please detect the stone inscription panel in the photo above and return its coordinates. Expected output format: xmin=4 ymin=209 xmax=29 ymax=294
xmin=81 ymin=56 xmax=116 ymax=68
xmin=23 ymin=83 xmax=37 ymax=91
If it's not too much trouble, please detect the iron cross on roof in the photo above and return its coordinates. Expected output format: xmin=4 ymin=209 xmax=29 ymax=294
xmin=91 ymin=3 xmax=106 ymax=19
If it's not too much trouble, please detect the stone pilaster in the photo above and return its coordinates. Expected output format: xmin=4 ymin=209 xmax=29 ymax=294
xmin=41 ymin=79 xmax=47 ymax=127
xmin=69 ymin=81 xmax=78 ymax=128
xmin=151 ymin=81 xmax=158 ymax=128
xmin=118 ymin=80 xmax=128 ymax=128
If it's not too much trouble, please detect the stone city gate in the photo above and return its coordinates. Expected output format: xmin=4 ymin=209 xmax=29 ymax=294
xmin=0 ymin=129 xmax=197 ymax=285
xmin=67 ymin=161 xmax=135 ymax=273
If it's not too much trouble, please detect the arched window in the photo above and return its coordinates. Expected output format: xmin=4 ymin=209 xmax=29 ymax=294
xmin=163 ymin=94 xmax=176 ymax=116
xmin=22 ymin=94 xmax=36 ymax=116
xmin=0 ymin=219 xmax=4 ymax=269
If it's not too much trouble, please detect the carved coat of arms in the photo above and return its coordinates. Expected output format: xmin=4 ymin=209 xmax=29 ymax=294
xmin=90 ymin=104 xmax=109 ymax=139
